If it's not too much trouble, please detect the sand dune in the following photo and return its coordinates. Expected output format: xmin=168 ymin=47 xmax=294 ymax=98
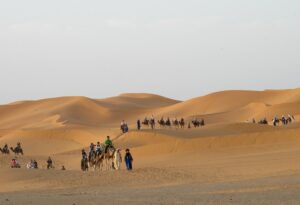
xmin=155 ymin=89 xmax=300 ymax=119
xmin=0 ymin=94 xmax=179 ymax=129
xmin=1 ymin=88 xmax=300 ymax=205
xmin=1 ymin=89 xmax=299 ymax=130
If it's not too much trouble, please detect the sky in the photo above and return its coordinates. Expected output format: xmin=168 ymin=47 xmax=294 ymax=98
xmin=0 ymin=0 xmax=299 ymax=104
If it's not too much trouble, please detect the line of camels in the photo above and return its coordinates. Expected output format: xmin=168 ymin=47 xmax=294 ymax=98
xmin=255 ymin=115 xmax=295 ymax=126
xmin=141 ymin=117 xmax=205 ymax=129
xmin=0 ymin=143 xmax=24 ymax=155
xmin=81 ymin=146 xmax=117 ymax=172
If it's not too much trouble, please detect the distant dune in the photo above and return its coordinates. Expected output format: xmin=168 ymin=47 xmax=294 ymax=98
xmin=0 ymin=94 xmax=179 ymax=129
xmin=155 ymin=88 xmax=300 ymax=123
xmin=1 ymin=88 xmax=300 ymax=204
xmin=0 ymin=89 xmax=299 ymax=130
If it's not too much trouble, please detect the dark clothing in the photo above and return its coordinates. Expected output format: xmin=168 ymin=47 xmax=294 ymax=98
xmin=82 ymin=152 xmax=88 ymax=160
xmin=34 ymin=161 xmax=38 ymax=169
xmin=125 ymin=153 xmax=133 ymax=170
xmin=137 ymin=120 xmax=141 ymax=130
xmin=89 ymin=144 xmax=95 ymax=155
xmin=47 ymin=159 xmax=53 ymax=169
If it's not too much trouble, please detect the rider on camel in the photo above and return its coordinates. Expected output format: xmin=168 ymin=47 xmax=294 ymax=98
xmin=82 ymin=149 xmax=88 ymax=160
xmin=96 ymin=141 xmax=102 ymax=156
xmin=104 ymin=136 xmax=115 ymax=153
xmin=89 ymin=143 xmax=95 ymax=156
xmin=3 ymin=143 xmax=9 ymax=153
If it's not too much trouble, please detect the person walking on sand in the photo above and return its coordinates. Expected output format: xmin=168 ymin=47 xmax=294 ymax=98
xmin=47 ymin=157 xmax=53 ymax=169
xmin=114 ymin=149 xmax=122 ymax=170
xmin=125 ymin=149 xmax=133 ymax=171
xmin=137 ymin=119 xmax=141 ymax=130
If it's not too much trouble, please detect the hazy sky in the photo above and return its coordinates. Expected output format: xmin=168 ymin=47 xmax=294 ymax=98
xmin=1 ymin=0 xmax=299 ymax=104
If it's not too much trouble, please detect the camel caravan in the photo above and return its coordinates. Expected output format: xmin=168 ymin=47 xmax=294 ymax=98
xmin=81 ymin=136 xmax=133 ymax=172
xmin=252 ymin=114 xmax=296 ymax=126
xmin=0 ymin=143 xmax=23 ymax=168
xmin=139 ymin=116 xmax=205 ymax=130
xmin=0 ymin=142 xmax=24 ymax=155
xmin=0 ymin=137 xmax=133 ymax=172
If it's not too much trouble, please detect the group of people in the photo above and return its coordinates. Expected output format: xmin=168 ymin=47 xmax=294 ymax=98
xmin=82 ymin=136 xmax=114 ymax=160
xmin=10 ymin=158 xmax=21 ymax=168
xmin=138 ymin=116 xmax=205 ymax=130
xmin=26 ymin=160 xmax=39 ymax=169
xmin=252 ymin=114 xmax=296 ymax=126
xmin=16 ymin=157 xmax=55 ymax=170
xmin=121 ymin=120 xmax=129 ymax=133
xmin=272 ymin=115 xmax=295 ymax=126
xmin=81 ymin=135 xmax=134 ymax=171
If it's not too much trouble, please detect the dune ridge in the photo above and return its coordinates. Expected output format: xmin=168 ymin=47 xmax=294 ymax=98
xmin=1 ymin=88 xmax=300 ymax=204
xmin=1 ymin=88 xmax=299 ymax=130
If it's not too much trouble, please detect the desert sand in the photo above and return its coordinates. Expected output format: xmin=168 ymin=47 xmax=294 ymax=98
xmin=0 ymin=89 xmax=300 ymax=205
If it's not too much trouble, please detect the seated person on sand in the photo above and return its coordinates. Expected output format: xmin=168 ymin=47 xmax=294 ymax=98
xmin=34 ymin=160 xmax=38 ymax=169
xmin=104 ymin=136 xmax=115 ymax=153
xmin=61 ymin=165 xmax=66 ymax=171
xmin=26 ymin=160 xmax=35 ymax=169
xmin=11 ymin=159 xmax=21 ymax=168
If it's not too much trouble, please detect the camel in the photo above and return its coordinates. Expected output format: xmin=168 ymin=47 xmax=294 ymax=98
xmin=10 ymin=144 xmax=23 ymax=155
xmin=191 ymin=119 xmax=205 ymax=128
xmin=142 ymin=117 xmax=156 ymax=129
xmin=0 ymin=145 xmax=10 ymax=154
xmin=273 ymin=117 xmax=280 ymax=126
xmin=179 ymin=118 xmax=185 ymax=128
xmin=165 ymin=118 xmax=171 ymax=127
xmin=172 ymin=118 xmax=180 ymax=128
xmin=158 ymin=118 xmax=166 ymax=128
xmin=103 ymin=147 xmax=116 ymax=170
xmin=88 ymin=152 xmax=104 ymax=171
xmin=81 ymin=158 xmax=89 ymax=171
xmin=258 ymin=118 xmax=268 ymax=125
xmin=142 ymin=118 xmax=150 ymax=127
xmin=272 ymin=115 xmax=295 ymax=127
xmin=150 ymin=118 xmax=155 ymax=129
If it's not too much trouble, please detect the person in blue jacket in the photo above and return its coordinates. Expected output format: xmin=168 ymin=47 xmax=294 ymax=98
xmin=124 ymin=148 xmax=133 ymax=170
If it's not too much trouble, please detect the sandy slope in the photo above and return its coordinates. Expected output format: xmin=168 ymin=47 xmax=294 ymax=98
xmin=155 ymin=89 xmax=300 ymax=122
xmin=1 ymin=124 xmax=300 ymax=205
xmin=1 ymin=88 xmax=300 ymax=130
xmin=0 ymin=88 xmax=300 ymax=204
xmin=0 ymin=94 xmax=179 ymax=129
